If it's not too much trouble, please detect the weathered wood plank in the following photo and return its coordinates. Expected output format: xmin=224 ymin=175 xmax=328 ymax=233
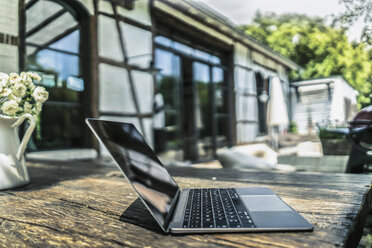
xmin=0 ymin=161 xmax=370 ymax=248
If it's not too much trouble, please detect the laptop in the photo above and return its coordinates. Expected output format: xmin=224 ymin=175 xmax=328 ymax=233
xmin=86 ymin=118 xmax=314 ymax=234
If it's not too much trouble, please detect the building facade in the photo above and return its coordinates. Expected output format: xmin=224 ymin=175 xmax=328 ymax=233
xmin=0 ymin=0 xmax=299 ymax=161
xmin=291 ymin=76 xmax=358 ymax=134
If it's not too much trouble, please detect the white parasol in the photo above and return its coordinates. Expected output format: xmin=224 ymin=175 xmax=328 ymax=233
xmin=267 ymin=77 xmax=289 ymax=148
xmin=267 ymin=77 xmax=289 ymax=126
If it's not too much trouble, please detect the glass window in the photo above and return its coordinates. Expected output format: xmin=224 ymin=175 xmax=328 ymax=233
xmin=24 ymin=0 xmax=85 ymax=151
xmin=173 ymin=41 xmax=193 ymax=56
xmin=154 ymin=36 xmax=172 ymax=47
xmin=211 ymin=55 xmax=221 ymax=64
xmin=213 ymin=67 xmax=224 ymax=87
xmin=49 ymin=30 xmax=80 ymax=54
xmin=155 ymin=36 xmax=222 ymax=65
xmin=193 ymin=62 xmax=213 ymax=159
xmin=155 ymin=49 xmax=182 ymax=155
xmin=26 ymin=47 xmax=80 ymax=82
xmin=155 ymin=49 xmax=174 ymax=76
xmin=212 ymin=67 xmax=228 ymax=145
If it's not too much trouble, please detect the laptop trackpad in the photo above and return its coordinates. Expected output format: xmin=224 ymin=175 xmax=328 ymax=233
xmin=242 ymin=195 xmax=292 ymax=212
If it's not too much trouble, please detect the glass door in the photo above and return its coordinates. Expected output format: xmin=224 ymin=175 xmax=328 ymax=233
xmin=155 ymin=49 xmax=183 ymax=160
xmin=193 ymin=62 xmax=213 ymax=160
xmin=154 ymin=36 xmax=231 ymax=162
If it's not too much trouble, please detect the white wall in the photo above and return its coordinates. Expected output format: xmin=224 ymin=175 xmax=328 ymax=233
xmin=329 ymin=78 xmax=359 ymax=122
xmin=291 ymin=84 xmax=332 ymax=134
xmin=233 ymin=42 xmax=259 ymax=143
xmin=291 ymin=77 xmax=358 ymax=134
xmin=0 ymin=1 xmax=18 ymax=73
xmin=233 ymin=42 xmax=291 ymax=143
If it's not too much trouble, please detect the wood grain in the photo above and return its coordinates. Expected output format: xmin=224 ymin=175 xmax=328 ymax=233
xmin=0 ymin=161 xmax=371 ymax=248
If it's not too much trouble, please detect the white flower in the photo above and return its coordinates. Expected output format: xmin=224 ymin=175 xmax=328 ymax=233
xmin=23 ymin=102 xmax=33 ymax=114
xmin=32 ymin=86 xmax=49 ymax=103
xmin=32 ymin=102 xmax=42 ymax=115
xmin=29 ymin=72 xmax=41 ymax=81
xmin=12 ymin=83 xmax=27 ymax=98
xmin=0 ymin=72 xmax=48 ymax=117
xmin=1 ymin=100 xmax=19 ymax=116
xmin=0 ymin=88 xmax=12 ymax=97
xmin=9 ymin=73 xmax=18 ymax=79
xmin=8 ymin=73 xmax=20 ymax=85
xmin=0 ymin=73 xmax=9 ymax=85
xmin=0 ymin=80 xmax=7 ymax=89
xmin=20 ymin=72 xmax=32 ymax=85
xmin=29 ymin=82 xmax=36 ymax=91
xmin=25 ymin=72 xmax=41 ymax=82
xmin=9 ymin=77 xmax=21 ymax=85
xmin=8 ymin=93 xmax=22 ymax=103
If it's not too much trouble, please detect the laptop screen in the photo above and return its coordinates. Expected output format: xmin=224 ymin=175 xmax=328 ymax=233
xmin=86 ymin=119 xmax=180 ymax=230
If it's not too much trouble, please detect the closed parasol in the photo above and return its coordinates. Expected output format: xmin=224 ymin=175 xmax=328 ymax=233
xmin=267 ymin=77 xmax=289 ymax=148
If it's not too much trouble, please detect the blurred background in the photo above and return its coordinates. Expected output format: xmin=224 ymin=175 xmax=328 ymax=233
xmin=0 ymin=0 xmax=368 ymax=164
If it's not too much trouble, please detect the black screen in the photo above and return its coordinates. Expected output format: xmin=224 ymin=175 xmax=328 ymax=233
xmin=86 ymin=119 xmax=180 ymax=229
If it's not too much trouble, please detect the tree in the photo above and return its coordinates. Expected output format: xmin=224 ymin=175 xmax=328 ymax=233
xmin=240 ymin=13 xmax=372 ymax=108
xmin=334 ymin=0 xmax=372 ymax=45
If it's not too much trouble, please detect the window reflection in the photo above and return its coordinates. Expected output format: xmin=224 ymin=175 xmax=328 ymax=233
xmin=154 ymin=36 xmax=172 ymax=47
xmin=155 ymin=36 xmax=222 ymax=65
xmin=26 ymin=47 xmax=79 ymax=82
xmin=174 ymin=41 xmax=193 ymax=56
xmin=155 ymin=36 xmax=229 ymax=161
xmin=49 ymin=30 xmax=80 ymax=54
xmin=213 ymin=67 xmax=224 ymax=86
xmin=155 ymin=49 xmax=174 ymax=76
xmin=25 ymin=0 xmax=84 ymax=151
xmin=155 ymin=48 xmax=182 ymax=160
xmin=213 ymin=67 xmax=229 ymax=145
xmin=194 ymin=62 xmax=213 ymax=159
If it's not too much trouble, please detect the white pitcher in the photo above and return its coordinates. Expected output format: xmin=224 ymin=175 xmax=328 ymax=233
xmin=0 ymin=114 xmax=36 ymax=190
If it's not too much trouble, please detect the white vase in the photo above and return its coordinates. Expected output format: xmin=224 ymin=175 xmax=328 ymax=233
xmin=0 ymin=114 xmax=36 ymax=190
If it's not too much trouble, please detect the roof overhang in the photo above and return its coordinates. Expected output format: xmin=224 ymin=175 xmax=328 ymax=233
xmin=153 ymin=0 xmax=301 ymax=71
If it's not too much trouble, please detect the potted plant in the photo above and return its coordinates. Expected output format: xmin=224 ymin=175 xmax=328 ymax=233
xmin=317 ymin=121 xmax=351 ymax=155
xmin=0 ymin=72 xmax=48 ymax=190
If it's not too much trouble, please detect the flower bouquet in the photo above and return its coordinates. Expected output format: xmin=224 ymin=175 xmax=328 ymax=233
xmin=0 ymin=72 xmax=48 ymax=117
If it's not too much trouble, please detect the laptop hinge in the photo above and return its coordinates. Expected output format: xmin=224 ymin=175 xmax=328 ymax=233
xmin=164 ymin=188 xmax=181 ymax=231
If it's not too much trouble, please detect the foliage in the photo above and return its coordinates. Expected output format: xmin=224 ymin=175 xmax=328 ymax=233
xmin=317 ymin=128 xmax=345 ymax=139
xmin=288 ymin=121 xmax=298 ymax=134
xmin=316 ymin=121 xmax=348 ymax=139
xmin=334 ymin=0 xmax=372 ymax=45
xmin=240 ymin=13 xmax=372 ymax=109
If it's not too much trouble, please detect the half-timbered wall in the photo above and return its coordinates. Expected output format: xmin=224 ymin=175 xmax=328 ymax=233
xmin=1 ymin=0 xmax=297 ymax=158
xmin=96 ymin=0 xmax=154 ymax=151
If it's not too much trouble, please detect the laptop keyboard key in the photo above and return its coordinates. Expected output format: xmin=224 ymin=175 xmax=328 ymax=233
xmin=229 ymin=223 xmax=242 ymax=228
xmin=182 ymin=188 xmax=255 ymax=229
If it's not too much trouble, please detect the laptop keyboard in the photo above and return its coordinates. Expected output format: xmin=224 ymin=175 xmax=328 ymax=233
xmin=182 ymin=188 xmax=255 ymax=229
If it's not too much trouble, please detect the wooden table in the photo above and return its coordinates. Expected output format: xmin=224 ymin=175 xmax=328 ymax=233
xmin=0 ymin=161 xmax=371 ymax=248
